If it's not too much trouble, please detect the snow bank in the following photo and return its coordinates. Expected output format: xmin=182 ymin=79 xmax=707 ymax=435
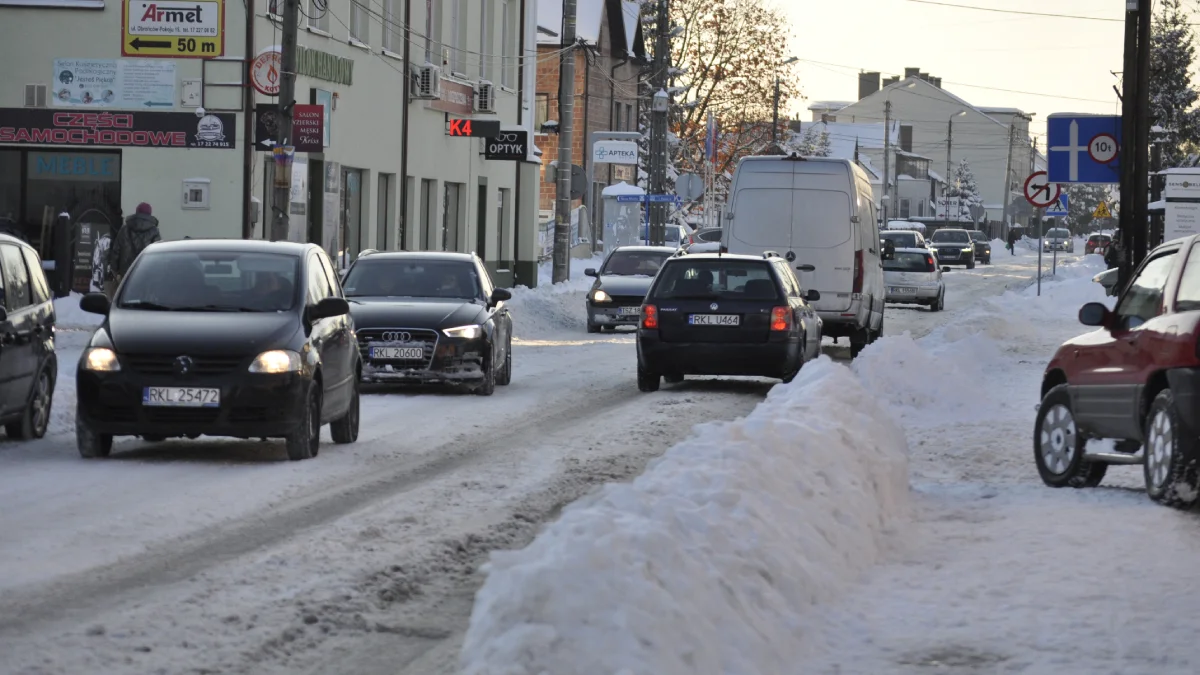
xmin=459 ymin=358 xmax=910 ymax=675
xmin=507 ymin=276 xmax=594 ymax=339
xmin=54 ymin=293 xmax=103 ymax=329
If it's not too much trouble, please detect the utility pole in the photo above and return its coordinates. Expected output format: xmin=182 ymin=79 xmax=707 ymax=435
xmin=1117 ymin=0 xmax=1151 ymax=290
xmin=1132 ymin=0 xmax=1152 ymax=269
xmin=881 ymin=100 xmax=891 ymax=223
xmin=551 ymin=0 xmax=578 ymax=284
xmin=999 ymin=124 xmax=1015 ymax=239
xmin=269 ymin=0 xmax=299 ymax=242
xmin=772 ymin=75 xmax=781 ymax=147
xmin=647 ymin=0 xmax=670 ymax=246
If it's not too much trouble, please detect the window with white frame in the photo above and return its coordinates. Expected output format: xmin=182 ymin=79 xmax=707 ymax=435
xmin=450 ymin=0 xmax=467 ymax=74
xmin=350 ymin=0 xmax=369 ymax=45
xmin=382 ymin=0 xmax=402 ymax=52
xmin=500 ymin=0 xmax=513 ymax=87
xmin=308 ymin=0 xmax=329 ymax=32
xmin=479 ymin=0 xmax=494 ymax=81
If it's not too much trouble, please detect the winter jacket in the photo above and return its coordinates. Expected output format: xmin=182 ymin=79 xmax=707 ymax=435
xmin=108 ymin=213 xmax=161 ymax=277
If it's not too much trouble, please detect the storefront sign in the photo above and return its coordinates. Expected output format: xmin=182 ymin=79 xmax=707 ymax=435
xmin=28 ymin=152 xmax=121 ymax=181
xmin=429 ymin=79 xmax=473 ymax=115
xmin=73 ymin=219 xmax=113 ymax=294
xmin=296 ymin=46 xmax=353 ymax=85
xmin=251 ymin=48 xmax=281 ymax=96
xmin=1164 ymin=171 xmax=1200 ymax=241
xmin=0 ymin=109 xmax=236 ymax=149
xmin=52 ymin=58 xmax=176 ymax=108
xmin=592 ymin=140 xmax=638 ymax=165
xmin=484 ymin=130 xmax=528 ymax=161
xmin=293 ymin=104 xmax=324 ymax=152
xmin=122 ymin=0 xmax=225 ymax=58
xmin=447 ymin=118 xmax=500 ymax=137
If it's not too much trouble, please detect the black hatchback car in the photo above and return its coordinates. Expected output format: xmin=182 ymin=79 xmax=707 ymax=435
xmin=0 ymin=234 xmax=57 ymax=440
xmin=584 ymin=246 xmax=676 ymax=332
xmin=968 ymin=230 xmax=992 ymax=264
xmin=340 ymin=251 xmax=513 ymax=395
xmin=636 ymin=252 xmax=823 ymax=391
xmin=75 ymin=240 xmax=360 ymax=461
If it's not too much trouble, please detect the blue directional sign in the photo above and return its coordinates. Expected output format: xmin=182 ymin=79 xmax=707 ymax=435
xmin=615 ymin=195 xmax=643 ymax=203
xmin=1047 ymin=114 xmax=1121 ymax=184
xmin=614 ymin=194 xmax=680 ymax=203
xmin=1045 ymin=192 xmax=1069 ymax=217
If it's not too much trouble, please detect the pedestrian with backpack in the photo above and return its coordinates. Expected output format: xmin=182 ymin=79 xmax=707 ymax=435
xmin=107 ymin=202 xmax=162 ymax=293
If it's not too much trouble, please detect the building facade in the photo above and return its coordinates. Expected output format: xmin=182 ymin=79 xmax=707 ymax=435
xmin=0 ymin=0 xmax=544 ymax=287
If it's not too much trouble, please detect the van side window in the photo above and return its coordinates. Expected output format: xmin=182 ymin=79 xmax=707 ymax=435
xmin=0 ymin=244 xmax=32 ymax=312
xmin=21 ymin=247 xmax=51 ymax=306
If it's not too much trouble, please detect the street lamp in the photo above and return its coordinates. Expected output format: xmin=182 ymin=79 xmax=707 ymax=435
xmin=772 ymin=56 xmax=799 ymax=146
xmin=945 ymin=110 xmax=967 ymax=218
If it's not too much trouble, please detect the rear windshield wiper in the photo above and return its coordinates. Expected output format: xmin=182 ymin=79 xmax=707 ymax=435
xmin=118 ymin=300 xmax=172 ymax=311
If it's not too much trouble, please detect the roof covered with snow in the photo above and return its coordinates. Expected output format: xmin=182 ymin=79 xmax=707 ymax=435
xmin=601 ymin=181 xmax=644 ymax=196
xmin=978 ymin=106 xmax=1027 ymax=115
xmin=538 ymin=0 xmax=642 ymax=55
xmin=808 ymin=101 xmax=852 ymax=111
xmin=791 ymin=121 xmax=898 ymax=161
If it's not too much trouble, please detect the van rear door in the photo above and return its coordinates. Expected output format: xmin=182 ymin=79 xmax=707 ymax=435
xmin=789 ymin=185 xmax=855 ymax=313
xmin=728 ymin=162 xmax=793 ymax=253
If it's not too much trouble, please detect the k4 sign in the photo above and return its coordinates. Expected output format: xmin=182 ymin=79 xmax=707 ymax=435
xmin=123 ymin=0 xmax=225 ymax=58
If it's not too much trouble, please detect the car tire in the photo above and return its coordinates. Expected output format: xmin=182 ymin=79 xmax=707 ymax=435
xmin=637 ymin=364 xmax=660 ymax=392
xmin=330 ymin=381 xmax=360 ymax=444
xmin=930 ymin=292 xmax=943 ymax=312
xmin=8 ymin=365 xmax=54 ymax=440
xmin=1143 ymin=389 xmax=1200 ymax=509
xmin=285 ymin=384 xmax=321 ymax=461
xmin=967 ymin=257 xmax=976 ymax=270
xmin=849 ymin=327 xmax=870 ymax=358
xmin=1033 ymin=385 xmax=1107 ymax=488
xmin=496 ymin=340 xmax=513 ymax=386
xmin=475 ymin=350 xmax=497 ymax=396
xmin=586 ymin=320 xmax=600 ymax=334
xmin=76 ymin=410 xmax=112 ymax=459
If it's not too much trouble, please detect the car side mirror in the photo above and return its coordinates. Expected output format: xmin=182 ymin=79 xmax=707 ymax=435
xmin=80 ymin=292 xmax=111 ymax=316
xmin=805 ymin=289 xmax=821 ymax=302
xmin=584 ymin=268 xmax=598 ymax=277
xmin=795 ymin=264 xmax=816 ymax=273
xmin=309 ymin=296 xmax=350 ymax=321
xmin=942 ymin=266 xmax=951 ymax=273
xmin=1078 ymin=302 xmax=1111 ymax=327
xmin=490 ymin=288 xmax=512 ymax=304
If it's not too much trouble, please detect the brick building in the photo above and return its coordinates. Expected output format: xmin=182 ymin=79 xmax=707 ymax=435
xmin=536 ymin=0 xmax=646 ymax=239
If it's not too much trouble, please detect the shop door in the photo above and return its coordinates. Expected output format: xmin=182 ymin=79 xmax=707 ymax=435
xmin=341 ymin=168 xmax=363 ymax=259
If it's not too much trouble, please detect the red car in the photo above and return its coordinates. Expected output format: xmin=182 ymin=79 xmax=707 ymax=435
xmin=1034 ymin=234 xmax=1200 ymax=508
xmin=1085 ymin=233 xmax=1111 ymax=255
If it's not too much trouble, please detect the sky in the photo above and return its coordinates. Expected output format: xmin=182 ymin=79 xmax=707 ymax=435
xmin=783 ymin=0 xmax=1135 ymax=143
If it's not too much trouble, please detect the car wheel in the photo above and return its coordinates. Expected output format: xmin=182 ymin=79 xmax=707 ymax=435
xmin=967 ymin=257 xmax=976 ymax=270
xmin=1033 ymin=385 xmax=1107 ymax=488
xmin=9 ymin=366 xmax=53 ymax=440
xmin=637 ymin=363 xmax=660 ymax=392
xmin=849 ymin=327 xmax=870 ymax=358
xmin=1143 ymin=389 xmax=1200 ymax=508
xmin=330 ymin=380 xmax=360 ymax=444
xmin=496 ymin=341 xmax=513 ymax=386
xmin=475 ymin=349 xmax=497 ymax=396
xmin=76 ymin=410 xmax=112 ymax=459
xmin=285 ymin=384 xmax=321 ymax=461
xmin=586 ymin=320 xmax=600 ymax=334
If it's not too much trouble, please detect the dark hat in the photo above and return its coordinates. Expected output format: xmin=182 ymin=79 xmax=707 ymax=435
xmin=136 ymin=202 xmax=152 ymax=215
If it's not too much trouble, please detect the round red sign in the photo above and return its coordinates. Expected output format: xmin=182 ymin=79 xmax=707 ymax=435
xmin=251 ymin=50 xmax=282 ymax=96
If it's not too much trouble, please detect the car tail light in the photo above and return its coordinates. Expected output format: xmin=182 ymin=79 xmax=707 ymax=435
xmin=642 ymin=304 xmax=658 ymax=329
xmin=925 ymin=254 xmax=935 ymax=271
xmin=771 ymin=307 xmax=791 ymax=331
xmin=853 ymin=250 xmax=864 ymax=294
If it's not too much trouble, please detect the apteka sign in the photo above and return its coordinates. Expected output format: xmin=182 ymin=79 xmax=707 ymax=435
xmin=592 ymin=139 xmax=638 ymax=165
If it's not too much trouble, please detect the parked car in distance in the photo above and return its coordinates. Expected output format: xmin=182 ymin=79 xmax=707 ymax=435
xmin=1043 ymin=227 xmax=1074 ymax=253
xmin=881 ymin=229 xmax=928 ymax=250
xmin=640 ymin=224 xmax=686 ymax=248
xmin=75 ymin=240 xmax=360 ymax=461
xmin=928 ymin=228 xmax=976 ymax=269
xmin=1086 ymin=233 xmax=1112 ymax=255
xmin=342 ymin=251 xmax=513 ymax=395
xmin=967 ymin=230 xmax=992 ymax=264
xmin=584 ymin=246 xmax=676 ymax=332
xmin=884 ymin=248 xmax=949 ymax=311
xmin=685 ymin=227 xmax=724 ymax=252
xmin=725 ymin=155 xmax=888 ymax=357
xmin=0 ymin=234 xmax=57 ymax=440
xmin=635 ymin=251 xmax=823 ymax=391
xmin=1034 ymin=234 xmax=1200 ymax=508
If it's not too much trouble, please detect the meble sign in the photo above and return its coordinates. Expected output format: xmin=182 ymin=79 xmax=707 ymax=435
xmin=122 ymin=0 xmax=225 ymax=58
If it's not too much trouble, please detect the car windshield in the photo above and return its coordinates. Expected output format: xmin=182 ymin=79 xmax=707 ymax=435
xmin=969 ymin=231 xmax=988 ymax=242
xmin=601 ymin=250 xmax=672 ymax=276
xmin=884 ymin=251 xmax=933 ymax=272
xmin=882 ymin=232 xmax=918 ymax=248
xmin=698 ymin=229 xmax=722 ymax=242
xmin=653 ymin=260 xmax=780 ymax=301
xmin=1048 ymin=228 xmax=1070 ymax=238
xmin=342 ymin=259 xmax=483 ymax=300
xmin=118 ymin=250 xmax=300 ymax=312
xmin=1090 ymin=234 xmax=1110 ymax=242
xmin=931 ymin=230 xmax=970 ymax=243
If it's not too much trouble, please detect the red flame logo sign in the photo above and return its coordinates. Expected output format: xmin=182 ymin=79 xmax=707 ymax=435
xmin=267 ymin=64 xmax=279 ymax=85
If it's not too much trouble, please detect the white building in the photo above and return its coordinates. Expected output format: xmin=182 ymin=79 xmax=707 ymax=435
xmin=0 ymin=0 xmax=544 ymax=287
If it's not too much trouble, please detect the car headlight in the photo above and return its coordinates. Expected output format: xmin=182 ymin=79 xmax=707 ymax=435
xmin=443 ymin=325 xmax=483 ymax=340
xmin=82 ymin=347 xmax=120 ymax=372
xmin=249 ymin=349 xmax=301 ymax=374
xmin=592 ymin=290 xmax=611 ymax=303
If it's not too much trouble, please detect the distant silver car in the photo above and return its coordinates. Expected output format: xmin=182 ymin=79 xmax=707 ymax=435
xmin=884 ymin=247 xmax=949 ymax=311
xmin=1043 ymin=227 xmax=1074 ymax=253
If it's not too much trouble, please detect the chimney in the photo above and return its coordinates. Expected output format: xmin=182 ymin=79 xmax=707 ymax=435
xmin=858 ymin=71 xmax=880 ymax=99
xmin=904 ymin=67 xmax=920 ymax=78
xmin=931 ymin=77 xmax=942 ymax=88
xmin=883 ymin=75 xmax=900 ymax=87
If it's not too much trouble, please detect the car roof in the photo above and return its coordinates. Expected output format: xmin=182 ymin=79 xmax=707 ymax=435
xmin=610 ymin=246 xmax=677 ymax=253
xmin=355 ymin=251 xmax=477 ymax=263
xmin=0 ymin=233 xmax=33 ymax=249
xmin=882 ymin=230 xmax=921 ymax=235
xmin=935 ymin=228 xmax=969 ymax=233
xmin=893 ymin=247 xmax=933 ymax=254
xmin=144 ymin=238 xmax=315 ymax=256
xmin=670 ymin=253 xmax=771 ymax=262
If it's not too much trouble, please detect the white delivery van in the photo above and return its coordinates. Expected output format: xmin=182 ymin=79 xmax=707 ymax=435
xmin=725 ymin=156 xmax=888 ymax=356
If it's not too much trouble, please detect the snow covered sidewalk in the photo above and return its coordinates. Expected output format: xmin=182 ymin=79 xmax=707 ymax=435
xmin=459 ymin=359 xmax=910 ymax=675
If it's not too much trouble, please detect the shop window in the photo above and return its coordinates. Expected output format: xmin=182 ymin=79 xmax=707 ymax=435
xmin=535 ymin=93 xmax=550 ymax=130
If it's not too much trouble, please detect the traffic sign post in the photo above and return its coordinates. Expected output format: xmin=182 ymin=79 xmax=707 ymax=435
xmin=122 ymin=0 xmax=225 ymax=58
xmin=1024 ymin=171 xmax=1061 ymax=209
xmin=1037 ymin=207 xmax=1044 ymax=297
xmin=1047 ymin=114 xmax=1122 ymax=184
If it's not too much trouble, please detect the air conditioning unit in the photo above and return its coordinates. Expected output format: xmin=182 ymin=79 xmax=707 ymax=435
xmin=24 ymin=84 xmax=47 ymax=108
xmin=474 ymin=80 xmax=495 ymax=114
xmin=412 ymin=63 xmax=441 ymax=100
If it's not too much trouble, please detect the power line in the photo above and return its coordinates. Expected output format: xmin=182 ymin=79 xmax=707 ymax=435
xmin=905 ymin=0 xmax=1122 ymax=22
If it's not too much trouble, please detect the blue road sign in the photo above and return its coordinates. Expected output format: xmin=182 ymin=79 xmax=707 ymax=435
xmin=647 ymin=194 xmax=679 ymax=203
xmin=1047 ymin=114 xmax=1121 ymax=184
xmin=1045 ymin=192 xmax=1069 ymax=217
xmin=615 ymin=195 xmax=643 ymax=202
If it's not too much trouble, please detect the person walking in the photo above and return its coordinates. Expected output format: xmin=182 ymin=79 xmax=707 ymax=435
xmin=1006 ymin=228 xmax=1019 ymax=255
xmin=107 ymin=202 xmax=161 ymax=295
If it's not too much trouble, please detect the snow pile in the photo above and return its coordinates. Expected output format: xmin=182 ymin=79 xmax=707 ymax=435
xmin=459 ymin=358 xmax=910 ymax=675
xmin=507 ymin=276 xmax=594 ymax=338
xmin=54 ymin=294 xmax=103 ymax=329
xmin=537 ymin=253 xmax=605 ymax=286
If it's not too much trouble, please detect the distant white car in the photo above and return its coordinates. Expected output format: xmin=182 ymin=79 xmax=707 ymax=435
xmin=1043 ymin=227 xmax=1074 ymax=253
xmin=884 ymin=247 xmax=948 ymax=311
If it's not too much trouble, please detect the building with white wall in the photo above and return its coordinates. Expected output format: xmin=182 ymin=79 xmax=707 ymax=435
xmin=0 ymin=0 xmax=544 ymax=287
